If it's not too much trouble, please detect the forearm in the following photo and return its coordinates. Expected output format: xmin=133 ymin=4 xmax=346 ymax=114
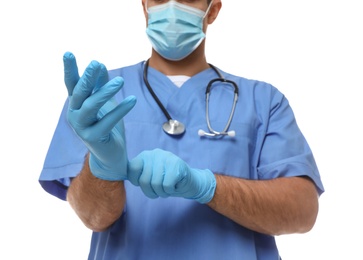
xmin=67 ymin=154 xmax=126 ymax=232
xmin=207 ymin=175 xmax=319 ymax=236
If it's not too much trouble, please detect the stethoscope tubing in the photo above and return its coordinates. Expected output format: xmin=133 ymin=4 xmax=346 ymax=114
xmin=143 ymin=59 xmax=173 ymax=122
xmin=206 ymin=91 xmax=238 ymax=136
xmin=143 ymin=60 xmax=239 ymax=137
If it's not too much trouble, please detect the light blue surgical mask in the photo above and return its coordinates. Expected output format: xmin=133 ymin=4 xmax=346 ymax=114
xmin=146 ymin=1 xmax=213 ymax=61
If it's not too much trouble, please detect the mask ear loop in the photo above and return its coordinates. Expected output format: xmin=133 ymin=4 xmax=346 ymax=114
xmin=203 ymin=0 xmax=214 ymax=19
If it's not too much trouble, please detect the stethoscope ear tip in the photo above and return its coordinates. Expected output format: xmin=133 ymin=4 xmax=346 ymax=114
xmin=198 ymin=129 xmax=206 ymax=136
xmin=227 ymin=130 xmax=236 ymax=137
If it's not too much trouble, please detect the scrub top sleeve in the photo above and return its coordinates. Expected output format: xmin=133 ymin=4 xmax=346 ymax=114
xmin=39 ymin=98 xmax=88 ymax=200
xmin=257 ymin=92 xmax=324 ymax=195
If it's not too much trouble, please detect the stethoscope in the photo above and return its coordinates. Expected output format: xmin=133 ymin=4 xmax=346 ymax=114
xmin=143 ymin=59 xmax=239 ymax=137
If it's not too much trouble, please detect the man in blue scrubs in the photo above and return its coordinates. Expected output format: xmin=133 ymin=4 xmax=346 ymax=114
xmin=39 ymin=0 xmax=324 ymax=259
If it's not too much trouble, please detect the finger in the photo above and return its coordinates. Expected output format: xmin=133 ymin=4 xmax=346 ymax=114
xmin=127 ymin=156 xmax=144 ymax=186
xmin=94 ymin=63 xmax=109 ymax=93
xmin=84 ymin=77 xmax=125 ymax=117
xmin=63 ymin=52 xmax=80 ymax=96
xmin=93 ymin=94 xmax=137 ymax=137
xmin=163 ymin=157 xmax=187 ymax=195
xmin=138 ymin=152 xmax=158 ymax=199
xmin=70 ymin=60 xmax=102 ymax=110
xmin=150 ymin=158 xmax=169 ymax=198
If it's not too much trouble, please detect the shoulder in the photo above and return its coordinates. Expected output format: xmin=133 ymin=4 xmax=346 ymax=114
xmin=221 ymin=69 xmax=284 ymax=101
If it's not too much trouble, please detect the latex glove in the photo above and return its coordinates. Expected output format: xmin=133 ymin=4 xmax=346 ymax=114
xmin=127 ymin=149 xmax=216 ymax=204
xmin=64 ymin=52 xmax=137 ymax=181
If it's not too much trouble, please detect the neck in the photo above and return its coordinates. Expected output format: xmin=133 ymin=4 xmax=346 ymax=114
xmin=147 ymin=42 xmax=210 ymax=76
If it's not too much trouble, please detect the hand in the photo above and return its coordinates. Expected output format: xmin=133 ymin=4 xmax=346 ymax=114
xmin=127 ymin=149 xmax=216 ymax=204
xmin=64 ymin=52 xmax=137 ymax=181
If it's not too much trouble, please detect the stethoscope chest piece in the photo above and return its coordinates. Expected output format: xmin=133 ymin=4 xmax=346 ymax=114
xmin=163 ymin=119 xmax=185 ymax=135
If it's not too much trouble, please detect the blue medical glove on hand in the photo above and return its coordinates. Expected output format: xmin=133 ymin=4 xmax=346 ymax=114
xmin=63 ymin=52 xmax=137 ymax=181
xmin=127 ymin=149 xmax=216 ymax=204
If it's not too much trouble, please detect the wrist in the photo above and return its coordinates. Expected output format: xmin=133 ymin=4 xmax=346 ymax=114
xmin=89 ymin=153 xmax=127 ymax=181
xmin=193 ymin=169 xmax=216 ymax=204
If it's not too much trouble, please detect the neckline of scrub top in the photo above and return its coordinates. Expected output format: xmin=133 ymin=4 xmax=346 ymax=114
xmin=145 ymin=65 xmax=222 ymax=118
xmin=145 ymin=64 xmax=222 ymax=98
xmin=167 ymin=75 xmax=191 ymax=88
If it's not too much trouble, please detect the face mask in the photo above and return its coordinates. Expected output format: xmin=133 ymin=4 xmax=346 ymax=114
xmin=146 ymin=1 xmax=212 ymax=61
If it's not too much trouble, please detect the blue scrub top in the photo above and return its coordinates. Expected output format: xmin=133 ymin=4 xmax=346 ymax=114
xmin=39 ymin=62 xmax=324 ymax=260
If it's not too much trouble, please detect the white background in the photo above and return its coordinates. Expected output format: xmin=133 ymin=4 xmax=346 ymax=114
xmin=1 ymin=0 xmax=362 ymax=259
